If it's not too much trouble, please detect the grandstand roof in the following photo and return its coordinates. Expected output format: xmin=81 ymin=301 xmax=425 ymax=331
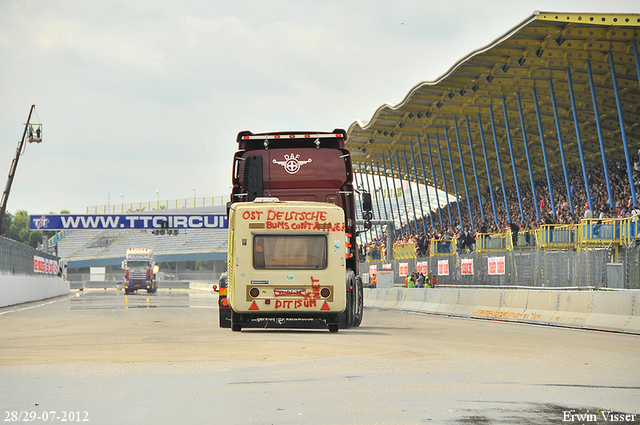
xmin=347 ymin=11 xmax=640 ymax=199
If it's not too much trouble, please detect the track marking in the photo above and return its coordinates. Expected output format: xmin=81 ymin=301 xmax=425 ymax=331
xmin=0 ymin=294 xmax=73 ymax=316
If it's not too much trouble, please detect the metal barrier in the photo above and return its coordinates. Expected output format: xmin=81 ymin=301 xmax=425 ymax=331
xmin=1 ymin=235 xmax=59 ymax=275
xmin=361 ymin=244 xmax=639 ymax=289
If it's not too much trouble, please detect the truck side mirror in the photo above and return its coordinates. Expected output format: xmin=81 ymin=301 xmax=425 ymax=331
xmin=362 ymin=192 xmax=372 ymax=213
xmin=362 ymin=192 xmax=373 ymax=229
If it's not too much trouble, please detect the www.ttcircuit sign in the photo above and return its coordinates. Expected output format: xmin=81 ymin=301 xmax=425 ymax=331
xmin=29 ymin=214 xmax=229 ymax=230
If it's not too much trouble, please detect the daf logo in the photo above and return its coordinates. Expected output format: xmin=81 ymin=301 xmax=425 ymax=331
xmin=33 ymin=215 xmax=49 ymax=229
xmin=273 ymin=153 xmax=312 ymax=174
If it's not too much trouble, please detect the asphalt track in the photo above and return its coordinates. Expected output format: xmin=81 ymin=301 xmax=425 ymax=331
xmin=1 ymin=289 xmax=639 ymax=425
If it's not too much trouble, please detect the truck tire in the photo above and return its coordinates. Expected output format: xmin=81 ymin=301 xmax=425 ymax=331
xmin=328 ymin=324 xmax=339 ymax=333
xmin=219 ymin=310 xmax=231 ymax=328
xmin=231 ymin=311 xmax=242 ymax=332
xmin=338 ymin=271 xmax=357 ymax=329
xmin=352 ymin=276 xmax=364 ymax=327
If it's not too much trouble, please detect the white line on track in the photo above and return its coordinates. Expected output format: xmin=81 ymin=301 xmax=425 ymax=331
xmin=0 ymin=294 xmax=74 ymax=316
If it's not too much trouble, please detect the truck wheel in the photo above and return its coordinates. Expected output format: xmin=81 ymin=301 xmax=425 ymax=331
xmin=328 ymin=324 xmax=339 ymax=333
xmin=352 ymin=277 xmax=364 ymax=327
xmin=339 ymin=271 xmax=357 ymax=328
xmin=219 ymin=310 xmax=231 ymax=328
xmin=338 ymin=301 xmax=350 ymax=329
xmin=231 ymin=312 xmax=242 ymax=332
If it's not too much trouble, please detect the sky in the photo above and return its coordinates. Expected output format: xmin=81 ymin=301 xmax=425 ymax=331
xmin=1 ymin=0 xmax=639 ymax=215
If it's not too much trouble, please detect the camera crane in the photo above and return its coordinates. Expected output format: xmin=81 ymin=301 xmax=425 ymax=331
xmin=0 ymin=105 xmax=42 ymax=235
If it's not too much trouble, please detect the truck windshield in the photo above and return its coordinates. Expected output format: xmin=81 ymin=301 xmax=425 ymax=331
xmin=128 ymin=261 xmax=148 ymax=268
xmin=253 ymin=235 xmax=327 ymax=270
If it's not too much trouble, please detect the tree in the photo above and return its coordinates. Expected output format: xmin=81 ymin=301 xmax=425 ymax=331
xmin=5 ymin=210 xmax=41 ymax=247
xmin=3 ymin=209 xmax=69 ymax=248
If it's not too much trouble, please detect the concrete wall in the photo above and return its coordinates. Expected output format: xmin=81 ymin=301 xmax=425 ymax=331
xmin=0 ymin=274 xmax=70 ymax=308
xmin=364 ymin=287 xmax=640 ymax=335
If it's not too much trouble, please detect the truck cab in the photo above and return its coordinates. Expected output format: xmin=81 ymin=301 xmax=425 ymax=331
xmin=221 ymin=129 xmax=369 ymax=330
xmin=121 ymin=248 xmax=158 ymax=294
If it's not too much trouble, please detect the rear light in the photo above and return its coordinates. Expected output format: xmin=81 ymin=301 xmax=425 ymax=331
xmin=221 ymin=298 xmax=229 ymax=307
xmin=249 ymin=288 xmax=260 ymax=298
xmin=320 ymin=288 xmax=331 ymax=298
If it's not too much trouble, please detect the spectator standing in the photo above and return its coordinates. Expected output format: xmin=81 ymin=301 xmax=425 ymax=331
xmin=584 ymin=205 xmax=593 ymax=219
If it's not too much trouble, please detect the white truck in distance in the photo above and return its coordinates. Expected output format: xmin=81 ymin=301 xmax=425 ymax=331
xmin=121 ymin=248 xmax=158 ymax=294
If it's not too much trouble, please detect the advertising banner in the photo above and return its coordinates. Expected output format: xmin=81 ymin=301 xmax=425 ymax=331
xmin=398 ymin=262 xmax=409 ymax=277
xmin=461 ymin=258 xmax=474 ymax=275
xmin=488 ymin=256 xmax=506 ymax=275
xmin=416 ymin=261 xmax=429 ymax=275
xmin=34 ymin=256 xmax=59 ymax=275
xmin=438 ymin=259 xmax=449 ymax=276
xmin=30 ymin=214 xmax=228 ymax=230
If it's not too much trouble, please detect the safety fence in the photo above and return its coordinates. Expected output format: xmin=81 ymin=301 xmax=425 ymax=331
xmin=361 ymin=244 xmax=640 ymax=289
xmin=0 ymin=235 xmax=59 ymax=276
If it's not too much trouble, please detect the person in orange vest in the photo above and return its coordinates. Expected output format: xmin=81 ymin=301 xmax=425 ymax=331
xmin=430 ymin=274 xmax=438 ymax=287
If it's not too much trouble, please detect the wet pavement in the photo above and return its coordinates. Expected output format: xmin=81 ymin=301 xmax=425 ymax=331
xmin=1 ymin=289 xmax=639 ymax=424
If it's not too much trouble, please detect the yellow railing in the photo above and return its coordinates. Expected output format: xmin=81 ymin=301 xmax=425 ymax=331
xmin=393 ymin=243 xmax=416 ymax=259
xmin=86 ymin=196 xmax=227 ymax=214
xmin=366 ymin=246 xmax=386 ymax=261
xmin=476 ymin=233 xmax=507 ymax=253
xmin=535 ymin=224 xmax=578 ymax=251
xmin=577 ymin=218 xmax=621 ymax=248
xmin=430 ymin=237 xmax=458 ymax=256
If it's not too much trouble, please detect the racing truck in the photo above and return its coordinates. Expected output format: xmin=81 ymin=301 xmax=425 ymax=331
xmin=219 ymin=129 xmax=372 ymax=331
xmin=121 ymin=248 xmax=158 ymax=294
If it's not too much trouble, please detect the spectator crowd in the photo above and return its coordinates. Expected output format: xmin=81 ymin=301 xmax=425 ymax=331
xmin=359 ymin=153 xmax=640 ymax=260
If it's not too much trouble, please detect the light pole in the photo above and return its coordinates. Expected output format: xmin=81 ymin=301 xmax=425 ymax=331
xmin=192 ymin=187 xmax=196 ymax=207
xmin=120 ymin=194 xmax=124 ymax=213
xmin=156 ymin=190 xmax=159 ymax=210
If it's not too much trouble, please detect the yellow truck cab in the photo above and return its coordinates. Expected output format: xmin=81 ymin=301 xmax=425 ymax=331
xmin=227 ymin=198 xmax=347 ymax=332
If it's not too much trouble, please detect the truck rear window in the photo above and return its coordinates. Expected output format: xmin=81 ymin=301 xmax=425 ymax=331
xmin=253 ymin=235 xmax=327 ymax=269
